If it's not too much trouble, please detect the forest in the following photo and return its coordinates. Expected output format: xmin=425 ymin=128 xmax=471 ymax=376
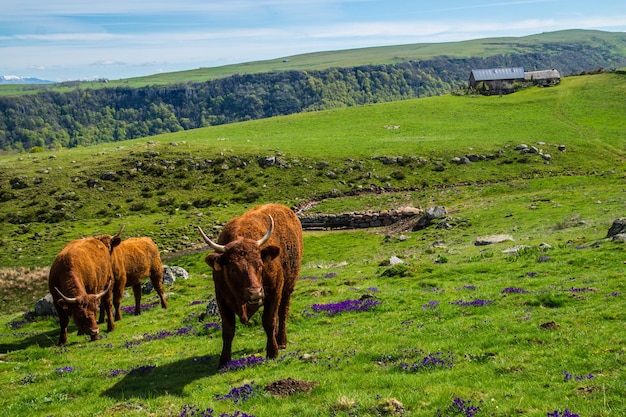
xmin=0 ymin=43 xmax=623 ymax=152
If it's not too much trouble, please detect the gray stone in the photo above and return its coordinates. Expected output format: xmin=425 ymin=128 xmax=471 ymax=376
xmin=475 ymin=234 xmax=514 ymax=246
xmin=34 ymin=293 xmax=57 ymax=317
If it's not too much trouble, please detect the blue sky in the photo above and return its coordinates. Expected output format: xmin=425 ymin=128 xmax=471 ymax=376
xmin=1 ymin=0 xmax=625 ymax=81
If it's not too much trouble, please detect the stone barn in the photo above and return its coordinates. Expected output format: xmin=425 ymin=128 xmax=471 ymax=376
xmin=468 ymin=67 xmax=525 ymax=95
xmin=524 ymin=69 xmax=561 ymax=86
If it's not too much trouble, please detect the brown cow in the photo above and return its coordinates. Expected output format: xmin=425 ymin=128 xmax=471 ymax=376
xmin=48 ymin=228 xmax=123 ymax=345
xmin=198 ymin=203 xmax=303 ymax=369
xmin=108 ymin=237 xmax=168 ymax=320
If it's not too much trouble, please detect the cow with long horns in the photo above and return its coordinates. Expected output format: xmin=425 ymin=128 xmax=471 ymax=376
xmin=198 ymin=203 xmax=303 ymax=369
xmin=48 ymin=227 xmax=123 ymax=345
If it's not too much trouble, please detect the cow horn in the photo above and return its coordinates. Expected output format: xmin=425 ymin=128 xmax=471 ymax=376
xmin=256 ymin=215 xmax=274 ymax=247
xmin=197 ymin=226 xmax=226 ymax=253
xmin=114 ymin=225 xmax=125 ymax=239
xmin=95 ymin=279 xmax=113 ymax=299
xmin=55 ymin=287 xmax=78 ymax=304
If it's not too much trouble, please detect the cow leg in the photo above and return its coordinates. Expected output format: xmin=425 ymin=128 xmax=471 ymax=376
xmin=56 ymin=303 xmax=69 ymax=345
xmin=102 ymin=291 xmax=115 ymax=333
xmin=132 ymin=283 xmax=142 ymax=315
xmin=276 ymin=291 xmax=293 ymax=349
xmin=262 ymin=297 xmax=280 ymax=360
xmin=218 ymin=308 xmax=236 ymax=369
xmin=150 ymin=266 xmax=168 ymax=309
xmin=113 ymin=281 xmax=123 ymax=321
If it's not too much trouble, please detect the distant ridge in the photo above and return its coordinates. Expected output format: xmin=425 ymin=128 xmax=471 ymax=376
xmin=0 ymin=75 xmax=54 ymax=85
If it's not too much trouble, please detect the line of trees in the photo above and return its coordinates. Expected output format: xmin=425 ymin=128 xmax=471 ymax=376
xmin=0 ymin=44 xmax=623 ymax=152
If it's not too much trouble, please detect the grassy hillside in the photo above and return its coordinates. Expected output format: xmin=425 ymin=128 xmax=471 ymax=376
xmin=1 ymin=29 xmax=624 ymax=94
xmin=0 ymin=72 xmax=625 ymax=417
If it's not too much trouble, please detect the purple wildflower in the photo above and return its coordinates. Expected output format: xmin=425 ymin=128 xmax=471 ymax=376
xmin=437 ymin=397 xmax=480 ymax=417
xmin=309 ymin=298 xmax=381 ymax=316
xmin=450 ymin=299 xmax=493 ymax=307
xmin=203 ymin=322 xmax=221 ymax=330
xmin=216 ymin=382 xmax=260 ymax=404
xmin=537 ymin=256 xmax=551 ymax=262
xmin=547 ymin=409 xmax=580 ymax=417
xmin=55 ymin=366 xmax=75 ymax=375
xmin=219 ymin=355 xmax=265 ymax=373
xmin=177 ymin=404 xmax=214 ymax=417
xmin=502 ymin=287 xmax=529 ymax=294
xmin=422 ymin=300 xmax=440 ymax=310
xmin=562 ymin=370 xmax=594 ymax=381
xmin=400 ymin=351 xmax=455 ymax=373
xmin=526 ymin=271 xmax=538 ymax=277
xmin=606 ymin=292 xmax=621 ymax=297
xmin=120 ymin=302 xmax=159 ymax=314
xmin=190 ymin=300 xmax=206 ymax=305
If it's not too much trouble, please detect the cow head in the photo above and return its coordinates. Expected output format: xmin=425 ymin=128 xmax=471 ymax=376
xmin=198 ymin=216 xmax=279 ymax=306
xmin=55 ymin=280 xmax=111 ymax=341
xmin=94 ymin=226 xmax=124 ymax=253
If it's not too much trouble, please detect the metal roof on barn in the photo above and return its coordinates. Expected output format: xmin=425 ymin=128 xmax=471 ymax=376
xmin=471 ymin=67 xmax=525 ymax=81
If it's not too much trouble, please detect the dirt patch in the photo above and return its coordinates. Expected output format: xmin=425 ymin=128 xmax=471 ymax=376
xmin=264 ymin=377 xmax=318 ymax=396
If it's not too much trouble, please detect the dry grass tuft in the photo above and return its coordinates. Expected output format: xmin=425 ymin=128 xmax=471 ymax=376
xmin=0 ymin=267 xmax=49 ymax=314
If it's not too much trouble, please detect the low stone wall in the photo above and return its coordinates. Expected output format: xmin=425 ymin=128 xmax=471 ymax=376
xmin=298 ymin=207 xmax=421 ymax=230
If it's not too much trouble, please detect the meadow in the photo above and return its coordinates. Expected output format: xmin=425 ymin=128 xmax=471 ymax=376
xmin=0 ymin=72 xmax=625 ymax=416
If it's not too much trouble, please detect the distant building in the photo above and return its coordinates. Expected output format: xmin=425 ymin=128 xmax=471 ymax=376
xmin=468 ymin=67 xmax=561 ymax=95
xmin=524 ymin=69 xmax=561 ymax=86
xmin=469 ymin=67 xmax=525 ymax=95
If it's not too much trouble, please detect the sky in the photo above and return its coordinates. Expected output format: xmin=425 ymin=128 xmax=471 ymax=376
xmin=1 ymin=0 xmax=625 ymax=82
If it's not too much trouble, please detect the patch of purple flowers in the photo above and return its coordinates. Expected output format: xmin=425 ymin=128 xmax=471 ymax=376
xmin=606 ymin=292 xmax=621 ymax=297
xmin=422 ymin=300 xmax=440 ymax=310
xmin=55 ymin=366 xmax=75 ymax=375
xmin=216 ymin=382 xmax=260 ymax=404
xmin=120 ymin=302 xmax=159 ymax=314
xmin=437 ymin=397 xmax=480 ymax=417
xmin=203 ymin=322 xmax=221 ymax=330
xmin=219 ymin=354 xmax=266 ymax=373
xmin=175 ymin=405 xmax=255 ymax=417
xmin=400 ymin=351 xmax=455 ymax=373
xmin=502 ymin=287 xmax=529 ymax=294
xmin=125 ymin=326 xmax=196 ymax=348
xmin=547 ymin=409 xmax=580 ymax=417
xmin=562 ymin=370 xmax=594 ymax=382
xmin=308 ymin=298 xmax=381 ymax=317
xmin=450 ymin=299 xmax=494 ymax=307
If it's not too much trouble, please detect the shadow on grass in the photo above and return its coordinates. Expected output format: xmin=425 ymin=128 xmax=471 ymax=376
xmin=0 ymin=328 xmax=59 ymax=351
xmin=102 ymin=355 xmax=220 ymax=398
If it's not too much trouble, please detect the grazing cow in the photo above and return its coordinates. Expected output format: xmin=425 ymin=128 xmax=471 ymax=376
xmin=48 ymin=228 xmax=123 ymax=345
xmin=108 ymin=236 xmax=168 ymax=320
xmin=198 ymin=203 xmax=303 ymax=369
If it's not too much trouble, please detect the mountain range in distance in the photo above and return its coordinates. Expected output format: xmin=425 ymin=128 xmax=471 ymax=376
xmin=0 ymin=75 xmax=55 ymax=85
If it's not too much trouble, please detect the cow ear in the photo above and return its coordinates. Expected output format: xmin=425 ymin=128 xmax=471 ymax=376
xmin=111 ymin=235 xmax=122 ymax=249
xmin=56 ymin=299 xmax=70 ymax=311
xmin=261 ymin=245 xmax=280 ymax=262
xmin=206 ymin=253 xmax=222 ymax=271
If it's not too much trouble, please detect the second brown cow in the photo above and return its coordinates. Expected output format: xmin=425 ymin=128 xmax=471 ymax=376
xmin=198 ymin=203 xmax=303 ymax=369
xmin=108 ymin=236 xmax=168 ymax=320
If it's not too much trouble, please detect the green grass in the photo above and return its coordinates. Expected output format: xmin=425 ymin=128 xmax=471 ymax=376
xmin=0 ymin=72 xmax=625 ymax=416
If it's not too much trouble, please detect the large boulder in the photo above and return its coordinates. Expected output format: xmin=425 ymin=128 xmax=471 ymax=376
xmin=34 ymin=293 xmax=57 ymax=317
xmin=607 ymin=218 xmax=626 ymax=240
xmin=143 ymin=265 xmax=188 ymax=293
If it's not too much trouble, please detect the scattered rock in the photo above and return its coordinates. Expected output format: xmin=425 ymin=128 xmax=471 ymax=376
xmin=475 ymin=234 xmax=514 ymax=246
xmin=607 ymin=218 xmax=626 ymax=240
xmin=34 ymin=293 xmax=56 ymax=317
xmin=389 ymin=256 xmax=404 ymax=265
